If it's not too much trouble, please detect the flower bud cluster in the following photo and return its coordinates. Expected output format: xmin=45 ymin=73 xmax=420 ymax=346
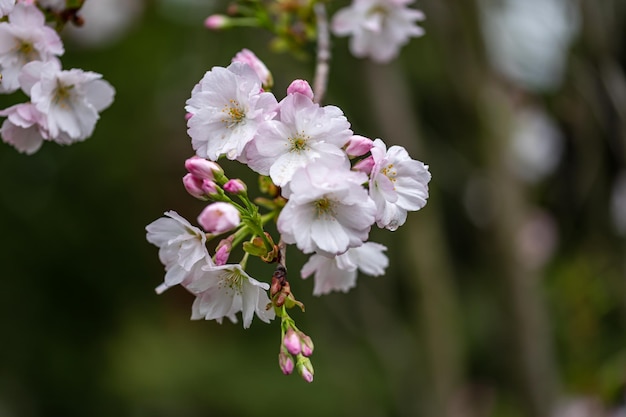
xmin=0 ymin=1 xmax=115 ymax=155
xmin=146 ymin=48 xmax=431 ymax=380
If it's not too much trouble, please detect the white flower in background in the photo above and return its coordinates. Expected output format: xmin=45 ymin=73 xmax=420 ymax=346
xmin=146 ymin=210 xmax=211 ymax=293
xmin=20 ymin=60 xmax=115 ymax=141
xmin=185 ymin=263 xmax=275 ymax=328
xmin=64 ymin=0 xmax=145 ymax=48
xmin=0 ymin=2 xmax=64 ymax=93
xmin=507 ymin=106 xmax=563 ymax=184
xmin=369 ymin=138 xmax=430 ymax=231
xmin=332 ymin=0 xmax=425 ymax=63
xmin=479 ymin=0 xmax=579 ymax=91
xmin=301 ymin=242 xmax=388 ymax=295
xmin=186 ymin=62 xmax=278 ymax=161
xmin=278 ymin=159 xmax=376 ymax=255
xmin=0 ymin=0 xmax=15 ymax=17
xmin=245 ymin=92 xmax=352 ymax=187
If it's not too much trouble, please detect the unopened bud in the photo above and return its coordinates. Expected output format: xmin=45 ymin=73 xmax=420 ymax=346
xmin=296 ymin=356 xmax=314 ymax=383
xmin=232 ymin=49 xmax=273 ymax=90
xmin=353 ymin=155 xmax=375 ymax=175
xmin=204 ymin=14 xmax=229 ymax=30
xmin=185 ymin=156 xmax=223 ymax=180
xmin=183 ymin=173 xmax=207 ymax=200
xmin=201 ymin=179 xmax=218 ymax=196
xmin=345 ymin=135 xmax=374 ymax=157
xmin=197 ymin=202 xmax=241 ymax=234
xmin=279 ymin=351 xmax=294 ymax=375
xmin=214 ymin=238 xmax=233 ymax=266
xmin=287 ymin=79 xmax=314 ymax=100
xmin=299 ymin=332 xmax=314 ymax=357
xmin=283 ymin=328 xmax=301 ymax=355
xmin=223 ymin=179 xmax=247 ymax=194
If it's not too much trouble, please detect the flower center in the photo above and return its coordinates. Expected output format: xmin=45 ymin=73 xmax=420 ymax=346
xmin=381 ymin=163 xmax=397 ymax=183
xmin=221 ymin=99 xmax=246 ymax=128
xmin=219 ymin=269 xmax=244 ymax=295
xmin=53 ymin=83 xmax=74 ymax=108
xmin=289 ymin=131 xmax=310 ymax=153
xmin=313 ymin=196 xmax=336 ymax=220
xmin=17 ymin=40 xmax=37 ymax=61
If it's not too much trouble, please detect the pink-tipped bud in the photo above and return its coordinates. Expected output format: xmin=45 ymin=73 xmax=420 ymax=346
xmin=299 ymin=332 xmax=314 ymax=357
xmin=345 ymin=135 xmax=374 ymax=157
xmin=279 ymin=352 xmax=294 ymax=375
xmin=287 ymin=79 xmax=314 ymax=100
xmin=353 ymin=155 xmax=375 ymax=175
xmin=296 ymin=357 xmax=314 ymax=383
xmin=283 ymin=329 xmax=301 ymax=355
xmin=183 ymin=173 xmax=207 ymax=199
xmin=223 ymin=179 xmax=247 ymax=194
xmin=214 ymin=238 xmax=232 ymax=266
xmin=197 ymin=202 xmax=241 ymax=234
xmin=185 ymin=112 xmax=193 ymax=121
xmin=201 ymin=179 xmax=218 ymax=196
xmin=232 ymin=49 xmax=273 ymax=89
xmin=204 ymin=14 xmax=229 ymax=30
xmin=185 ymin=156 xmax=223 ymax=180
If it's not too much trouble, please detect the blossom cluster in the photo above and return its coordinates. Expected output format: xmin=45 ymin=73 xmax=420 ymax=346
xmin=146 ymin=49 xmax=431 ymax=381
xmin=0 ymin=0 xmax=115 ymax=154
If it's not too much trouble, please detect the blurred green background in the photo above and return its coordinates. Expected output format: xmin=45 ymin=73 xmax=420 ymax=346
xmin=1 ymin=0 xmax=625 ymax=416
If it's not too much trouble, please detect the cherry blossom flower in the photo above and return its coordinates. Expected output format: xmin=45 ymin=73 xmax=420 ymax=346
xmin=0 ymin=2 xmax=64 ymax=92
xmin=0 ymin=102 xmax=48 ymax=154
xmin=301 ymin=242 xmax=388 ymax=295
xmin=146 ymin=210 xmax=211 ymax=293
xmin=277 ymin=159 xmax=376 ymax=255
xmin=20 ymin=60 xmax=115 ymax=141
xmin=185 ymin=62 xmax=278 ymax=161
xmin=331 ymin=0 xmax=425 ymax=63
xmin=185 ymin=263 xmax=275 ymax=328
xmin=369 ymin=139 xmax=430 ymax=231
xmin=245 ymin=92 xmax=352 ymax=187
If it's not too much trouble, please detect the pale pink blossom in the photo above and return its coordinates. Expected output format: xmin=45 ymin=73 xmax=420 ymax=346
xmin=332 ymin=0 xmax=425 ymax=63
xmin=145 ymin=211 xmax=211 ymax=293
xmin=0 ymin=0 xmax=15 ymax=17
xmin=197 ymin=202 xmax=241 ymax=234
xmin=369 ymin=139 xmax=430 ymax=230
xmin=185 ymin=62 xmax=278 ymax=161
xmin=0 ymin=3 xmax=64 ymax=92
xmin=245 ymin=93 xmax=352 ymax=187
xmin=277 ymin=159 xmax=376 ymax=255
xmin=301 ymin=242 xmax=388 ymax=295
xmin=21 ymin=60 xmax=115 ymax=141
xmin=0 ymin=102 xmax=47 ymax=154
xmin=185 ymin=263 xmax=275 ymax=328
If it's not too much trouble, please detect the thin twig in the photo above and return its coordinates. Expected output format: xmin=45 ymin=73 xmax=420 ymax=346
xmin=313 ymin=3 xmax=330 ymax=104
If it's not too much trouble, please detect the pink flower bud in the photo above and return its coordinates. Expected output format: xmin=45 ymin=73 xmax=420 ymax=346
xmin=204 ymin=14 xmax=229 ymax=30
xmin=183 ymin=173 xmax=206 ymax=199
xmin=223 ymin=179 xmax=247 ymax=194
xmin=352 ymin=155 xmax=375 ymax=175
xmin=185 ymin=156 xmax=222 ymax=180
xmin=287 ymin=79 xmax=314 ymax=100
xmin=201 ymin=179 xmax=218 ymax=196
xmin=232 ymin=49 xmax=273 ymax=89
xmin=214 ymin=239 xmax=232 ymax=266
xmin=185 ymin=112 xmax=193 ymax=121
xmin=296 ymin=357 xmax=314 ymax=383
xmin=197 ymin=202 xmax=241 ymax=234
xmin=283 ymin=328 xmax=301 ymax=355
xmin=278 ymin=352 xmax=294 ymax=375
xmin=345 ymin=135 xmax=374 ymax=157
xmin=299 ymin=332 xmax=314 ymax=357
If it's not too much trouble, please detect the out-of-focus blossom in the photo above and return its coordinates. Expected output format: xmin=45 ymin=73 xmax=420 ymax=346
xmin=332 ymin=0 xmax=425 ymax=63
xmin=0 ymin=3 xmax=64 ymax=92
xmin=480 ymin=0 xmax=579 ymax=91
xmin=0 ymin=0 xmax=15 ymax=17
